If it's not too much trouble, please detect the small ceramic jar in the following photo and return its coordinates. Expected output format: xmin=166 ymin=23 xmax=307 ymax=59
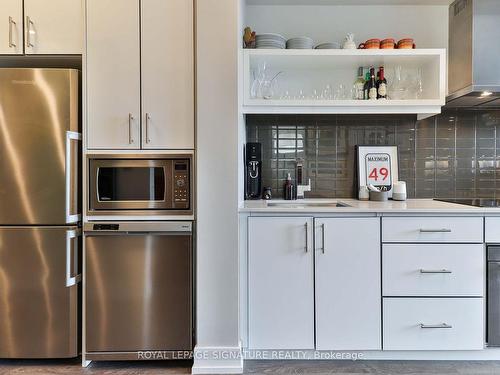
xmin=359 ymin=39 xmax=380 ymax=49
xmin=380 ymin=38 xmax=396 ymax=49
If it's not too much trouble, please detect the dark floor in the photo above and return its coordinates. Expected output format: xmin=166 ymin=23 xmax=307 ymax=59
xmin=1 ymin=359 xmax=500 ymax=375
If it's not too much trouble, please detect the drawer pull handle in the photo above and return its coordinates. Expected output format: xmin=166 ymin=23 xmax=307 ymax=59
xmin=419 ymin=228 xmax=452 ymax=233
xmin=304 ymin=222 xmax=308 ymax=253
xmin=420 ymin=323 xmax=453 ymax=329
xmin=420 ymin=269 xmax=453 ymax=274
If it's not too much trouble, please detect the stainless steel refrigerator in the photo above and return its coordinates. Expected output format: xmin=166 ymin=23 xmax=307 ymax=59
xmin=0 ymin=68 xmax=81 ymax=358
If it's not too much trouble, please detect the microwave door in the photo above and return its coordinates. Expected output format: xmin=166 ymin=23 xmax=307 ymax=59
xmin=92 ymin=162 xmax=169 ymax=210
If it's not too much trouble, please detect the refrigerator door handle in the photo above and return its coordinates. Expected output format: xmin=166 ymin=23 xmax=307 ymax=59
xmin=66 ymin=131 xmax=81 ymax=223
xmin=66 ymin=229 xmax=82 ymax=287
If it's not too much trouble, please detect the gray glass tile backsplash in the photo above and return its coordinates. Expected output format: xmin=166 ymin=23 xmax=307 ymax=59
xmin=246 ymin=110 xmax=500 ymax=199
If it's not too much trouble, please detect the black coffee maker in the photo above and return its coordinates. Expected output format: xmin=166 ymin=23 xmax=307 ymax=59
xmin=245 ymin=143 xmax=262 ymax=199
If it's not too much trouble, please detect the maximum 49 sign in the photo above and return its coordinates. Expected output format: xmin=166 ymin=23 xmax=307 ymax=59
xmin=365 ymin=153 xmax=392 ymax=188
xmin=357 ymin=145 xmax=398 ymax=198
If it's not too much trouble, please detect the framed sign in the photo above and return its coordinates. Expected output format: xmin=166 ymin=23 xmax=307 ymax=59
xmin=356 ymin=146 xmax=399 ymax=198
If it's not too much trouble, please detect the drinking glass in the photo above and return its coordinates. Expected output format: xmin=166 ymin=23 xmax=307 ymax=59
xmin=322 ymin=84 xmax=333 ymax=100
xmin=334 ymin=83 xmax=348 ymax=100
xmin=389 ymin=65 xmax=407 ymax=100
xmin=250 ymin=61 xmax=267 ymax=99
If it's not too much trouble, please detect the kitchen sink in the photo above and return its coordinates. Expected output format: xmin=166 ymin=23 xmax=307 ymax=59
xmin=266 ymin=201 xmax=351 ymax=208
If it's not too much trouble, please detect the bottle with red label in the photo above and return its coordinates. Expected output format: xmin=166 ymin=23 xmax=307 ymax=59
xmin=377 ymin=66 xmax=388 ymax=99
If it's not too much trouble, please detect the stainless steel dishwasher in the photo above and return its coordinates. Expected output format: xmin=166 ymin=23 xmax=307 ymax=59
xmin=84 ymin=222 xmax=193 ymax=360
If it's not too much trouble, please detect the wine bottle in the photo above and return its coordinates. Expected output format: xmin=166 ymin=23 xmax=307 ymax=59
xmin=368 ymin=67 xmax=377 ymax=100
xmin=354 ymin=67 xmax=365 ymax=100
xmin=377 ymin=66 xmax=388 ymax=99
xmin=363 ymin=71 xmax=371 ymax=100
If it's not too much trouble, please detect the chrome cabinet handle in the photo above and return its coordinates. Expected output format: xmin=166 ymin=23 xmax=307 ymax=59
xmin=420 ymin=269 xmax=453 ymax=274
xmin=26 ymin=16 xmax=34 ymax=48
xmin=420 ymin=323 xmax=453 ymax=329
xmin=65 ymin=131 xmax=81 ymax=223
xmin=145 ymin=113 xmax=151 ymax=144
xmin=8 ymin=17 xmax=16 ymax=48
xmin=128 ymin=113 xmax=135 ymax=144
xmin=321 ymin=223 xmax=325 ymax=254
xmin=66 ymin=229 xmax=82 ymax=287
xmin=419 ymin=228 xmax=452 ymax=233
xmin=304 ymin=222 xmax=308 ymax=253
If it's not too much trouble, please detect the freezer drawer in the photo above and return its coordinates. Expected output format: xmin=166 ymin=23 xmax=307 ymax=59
xmin=0 ymin=226 xmax=80 ymax=358
xmin=85 ymin=227 xmax=192 ymax=352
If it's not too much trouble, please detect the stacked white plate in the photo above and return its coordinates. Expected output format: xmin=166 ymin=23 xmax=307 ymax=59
xmin=255 ymin=33 xmax=286 ymax=49
xmin=315 ymin=42 xmax=340 ymax=49
xmin=286 ymin=37 xmax=314 ymax=49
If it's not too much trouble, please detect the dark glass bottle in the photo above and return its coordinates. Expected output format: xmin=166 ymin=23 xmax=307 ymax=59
xmin=377 ymin=66 xmax=388 ymax=99
xmin=363 ymin=72 xmax=371 ymax=100
xmin=367 ymin=67 xmax=377 ymax=100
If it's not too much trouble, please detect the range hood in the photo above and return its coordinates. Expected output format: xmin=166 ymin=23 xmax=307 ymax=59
xmin=446 ymin=0 xmax=500 ymax=107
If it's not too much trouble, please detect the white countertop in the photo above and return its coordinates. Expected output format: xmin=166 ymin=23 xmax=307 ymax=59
xmin=240 ymin=199 xmax=500 ymax=215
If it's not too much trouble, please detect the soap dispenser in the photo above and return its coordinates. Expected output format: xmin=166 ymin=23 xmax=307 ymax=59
xmin=283 ymin=173 xmax=296 ymax=200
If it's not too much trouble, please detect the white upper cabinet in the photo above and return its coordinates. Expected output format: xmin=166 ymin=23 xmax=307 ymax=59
xmin=86 ymin=0 xmax=194 ymax=150
xmin=86 ymin=0 xmax=141 ymax=149
xmin=0 ymin=0 xmax=23 ymax=55
xmin=315 ymin=217 xmax=381 ymax=350
xmin=141 ymin=0 xmax=194 ymax=149
xmin=248 ymin=217 xmax=315 ymax=350
xmin=23 ymin=0 xmax=83 ymax=54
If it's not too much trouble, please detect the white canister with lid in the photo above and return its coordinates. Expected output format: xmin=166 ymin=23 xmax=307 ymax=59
xmin=359 ymin=186 xmax=370 ymax=201
xmin=392 ymin=181 xmax=407 ymax=201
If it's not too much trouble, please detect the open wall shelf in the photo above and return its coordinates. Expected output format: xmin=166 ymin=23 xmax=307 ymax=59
xmin=242 ymin=48 xmax=446 ymax=119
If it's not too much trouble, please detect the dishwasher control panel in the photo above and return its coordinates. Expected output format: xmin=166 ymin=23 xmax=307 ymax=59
xmin=93 ymin=224 xmax=120 ymax=231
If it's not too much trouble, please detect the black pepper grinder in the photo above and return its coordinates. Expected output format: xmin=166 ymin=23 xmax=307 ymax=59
xmin=283 ymin=173 xmax=296 ymax=200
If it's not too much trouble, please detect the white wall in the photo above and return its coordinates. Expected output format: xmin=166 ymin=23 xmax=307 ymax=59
xmin=245 ymin=5 xmax=448 ymax=49
xmin=195 ymin=0 xmax=240 ymax=357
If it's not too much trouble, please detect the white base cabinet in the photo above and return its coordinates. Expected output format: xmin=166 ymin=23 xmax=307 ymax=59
xmin=246 ymin=214 xmax=486 ymax=352
xmin=315 ymin=217 xmax=381 ymax=350
xmin=248 ymin=217 xmax=315 ymax=349
xmin=248 ymin=216 xmax=381 ymax=351
xmin=383 ymin=298 xmax=484 ymax=351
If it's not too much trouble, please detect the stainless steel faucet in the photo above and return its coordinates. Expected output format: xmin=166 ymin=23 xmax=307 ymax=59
xmin=296 ymin=159 xmax=311 ymax=199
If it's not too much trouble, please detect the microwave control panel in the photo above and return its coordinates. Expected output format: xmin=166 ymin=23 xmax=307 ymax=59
xmin=173 ymin=161 xmax=190 ymax=208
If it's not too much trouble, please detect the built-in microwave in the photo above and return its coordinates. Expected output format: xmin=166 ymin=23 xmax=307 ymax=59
xmin=88 ymin=155 xmax=192 ymax=216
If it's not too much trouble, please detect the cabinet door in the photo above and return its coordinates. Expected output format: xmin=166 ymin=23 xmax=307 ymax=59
xmin=141 ymin=0 xmax=194 ymax=149
xmin=24 ymin=0 xmax=83 ymax=54
xmin=315 ymin=217 xmax=381 ymax=350
xmin=86 ymin=0 xmax=141 ymax=149
xmin=248 ymin=217 xmax=314 ymax=349
xmin=0 ymin=0 xmax=22 ymax=54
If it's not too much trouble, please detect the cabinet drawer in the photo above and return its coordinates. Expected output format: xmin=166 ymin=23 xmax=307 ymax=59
xmin=383 ymin=244 xmax=484 ymax=297
xmin=485 ymin=217 xmax=500 ymax=243
xmin=383 ymin=298 xmax=484 ymax=350
xmin=382 ymin=217 xmax=483 ymax=243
